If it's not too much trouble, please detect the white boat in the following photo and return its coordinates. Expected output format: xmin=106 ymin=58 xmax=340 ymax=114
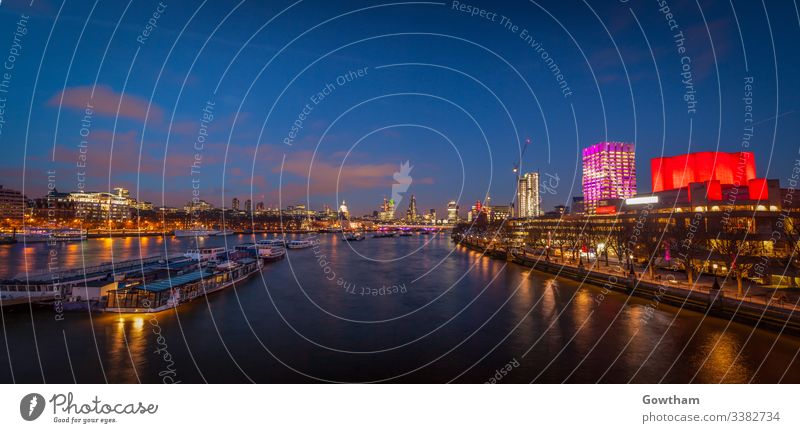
xmin=174 ymin=229 xmax=220 ymax=237
xmin=213 ymin=229 xmax=236 ymax=236
xmin=257 ymin=246 xmax=286 ymax=261
xmin=184 ymin=247 xmax=228 ymax=261
xmin=342 ymin=232 xmax=365 ymax=241
xmin=214 ymin=260 xmax=239 ymax=271
xmin=257 ymin=238 xmax=286 ymax=247
xmin=398 ymin=231 xmax=413 ymax=237
xmin=286 ymin=239 xmax=315 ymax=249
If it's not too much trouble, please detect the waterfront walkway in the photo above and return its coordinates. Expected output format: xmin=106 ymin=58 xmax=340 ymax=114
xmin=514 ymin=250 xmax=800 ymax=315
xmin=455 ymin=238 xmax=800 ymax=332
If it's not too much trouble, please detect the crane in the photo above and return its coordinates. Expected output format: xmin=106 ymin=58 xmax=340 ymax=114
xmin=512 ymin=137 xmax=532 ymax=174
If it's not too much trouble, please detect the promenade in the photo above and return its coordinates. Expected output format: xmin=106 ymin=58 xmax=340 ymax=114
xmin=456 ymin=238 xmax=800 ymax=334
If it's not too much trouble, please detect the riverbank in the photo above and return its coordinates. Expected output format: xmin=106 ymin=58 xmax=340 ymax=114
xmin=454 ymin=239 xmax=800 ymax=335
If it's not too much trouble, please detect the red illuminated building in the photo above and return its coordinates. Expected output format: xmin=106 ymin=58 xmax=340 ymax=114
xmin=651 ymin=151 xmax=757 ymax=192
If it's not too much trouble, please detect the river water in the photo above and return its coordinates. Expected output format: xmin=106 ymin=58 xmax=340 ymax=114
xmin=1 ymin=233 xmax=798 ymax=383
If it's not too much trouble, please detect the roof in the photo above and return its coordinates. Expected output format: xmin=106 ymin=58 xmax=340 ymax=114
xmin=138 ymin=271 xmax=211 ymax=293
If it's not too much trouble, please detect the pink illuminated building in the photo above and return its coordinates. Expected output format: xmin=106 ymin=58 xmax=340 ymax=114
xmin=582 ymin=142 xmax=637 ymax=214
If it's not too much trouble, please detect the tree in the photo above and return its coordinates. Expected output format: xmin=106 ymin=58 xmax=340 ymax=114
xmin=629 ymin=209 xmax=668 ymax=279
xmin=668 ymin=213 xmax=711 ymax=284
xmin=708 ymin=214 xmax=760 ymax=296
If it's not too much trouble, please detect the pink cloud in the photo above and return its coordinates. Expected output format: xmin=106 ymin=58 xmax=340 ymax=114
xmin=47 ymin=85 xmax=164 ymax=122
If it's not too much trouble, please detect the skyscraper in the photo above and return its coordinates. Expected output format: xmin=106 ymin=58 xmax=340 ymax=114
xmin=516 ymin=172 xmax=540 ymax=218
xmin=447 ymin=200 xmax=459 ymax=223
xmin=232 ymin=197 xmax=240 ymax=211
xmin=581 ymin=142 xmax=637 ymax=214
xmin=244 ymin=199 xmax=252 ymax=214
xmin=406 ymin=194 xmax=418 ymax=222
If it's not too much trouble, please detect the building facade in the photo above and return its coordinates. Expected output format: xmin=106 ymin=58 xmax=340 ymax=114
xmin=70 ymin=188 xmax=132 ymax=222
xmin=582 ymin=142 xmax=636 ymax=214
xmin=447 ymin=200 xmax=459 ymax=223
xmin=517 ymin=172 xmax=540 ymax=218
xmin=0 ymin=185 xmax=25 ymax=221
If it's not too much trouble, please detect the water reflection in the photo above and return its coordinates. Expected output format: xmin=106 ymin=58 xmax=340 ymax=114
xmin=0 ymin=234 xmax=798 ymax=383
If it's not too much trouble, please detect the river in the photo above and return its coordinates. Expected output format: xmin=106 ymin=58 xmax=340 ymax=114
xmin=0 ymin=233 xmax=798 ymax=383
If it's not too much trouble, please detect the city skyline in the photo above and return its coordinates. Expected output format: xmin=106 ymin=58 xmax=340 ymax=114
xmin=0 ymin=1 xmax=797 ymax=218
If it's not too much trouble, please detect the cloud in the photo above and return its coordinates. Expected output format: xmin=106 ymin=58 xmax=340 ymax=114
xmin=47 ymin=85 xmax=164 ymax=122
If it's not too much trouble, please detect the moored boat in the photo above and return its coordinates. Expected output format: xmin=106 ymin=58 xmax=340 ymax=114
xmin=174 ymin=229 xmax=220 ymax=237
xmin=258 ymin=246 xmax=286 ymax=261
xmin=286 ymin=239 xmax=315 ymax=249
xmin=257 ymin=237 xmax=286 ymax=247
xmin=342 ymin=232 xmax=365 ymax=241
xmin=15 ymin=228 xmax=87 ymax=243
xmin=104 ymin=256 xmax=262 ymax=313
xmin=184 ymin=247 xmax=228 ymax=262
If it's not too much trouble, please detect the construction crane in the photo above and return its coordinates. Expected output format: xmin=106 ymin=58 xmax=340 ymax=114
xmin=512 ymin=137 xmax=532 ymax=174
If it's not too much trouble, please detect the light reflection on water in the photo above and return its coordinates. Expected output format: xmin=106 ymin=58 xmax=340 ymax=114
xmin=0 ymin=234 xmax=798 ymax=383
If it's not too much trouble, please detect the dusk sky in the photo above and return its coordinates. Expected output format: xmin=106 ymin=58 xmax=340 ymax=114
xmin=0 ymin=0 xmax=797 ymax=215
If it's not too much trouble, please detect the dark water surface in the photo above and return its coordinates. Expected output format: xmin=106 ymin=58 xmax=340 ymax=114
xmin=1 ymin=233 xmax=799 ymax=383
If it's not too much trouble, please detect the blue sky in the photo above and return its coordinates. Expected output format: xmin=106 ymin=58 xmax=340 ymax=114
xmin=0 ymin=0 xmax=797 ymax=216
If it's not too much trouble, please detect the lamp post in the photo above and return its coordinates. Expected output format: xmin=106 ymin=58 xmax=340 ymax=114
xmin=712 ymin=263 xmax=720 ymax=293
xmin=628 ymin=254 xmax=635 ymax=278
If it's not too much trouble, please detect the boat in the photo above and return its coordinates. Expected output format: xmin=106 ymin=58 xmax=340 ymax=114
xmin=184 ymin=247 xmax=228 ymax=261
xmin=258 ymin=246 xmax=286 ymax=261
xmin=0 ymin=235 xmax=17 ymax=245
xmin=286 ymin=239 xmax=315 ymax=249
xmin=234 ymin=243 xmax=285 ymax=262
xmin=15 ymin=228 xmax=87 ymax=243
xmin=213 ymin=229 xmax=236 ymax=236
xmin=398 ymin=231 xmax=413 ymax=237
xmin=104 ymin=256 xmax=262 ymax=313
xmin=373 ymin=231 xmax=397 ymax=238
xmin=174 ymin=229 xmax=220 ymax=237
xmin=257 ymin=237 xmax=286 ymax=247
xmin=342 ymin=232 xmax=365 ymax=241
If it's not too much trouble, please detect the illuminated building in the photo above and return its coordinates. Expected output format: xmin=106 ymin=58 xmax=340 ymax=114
xmin=582 ymin=142 xmax=637 ymax=214
xmin=517 ymin=172 xmax=540 ymax=218
xmin=490 ymin=205 xmax=512 ymax=222
xmin=183 ymin=199 xmax=214 ymax=215
xmin=0 ymin=185 xmax=25 ymax=220
xmin=131 ymin=200 xmax=153 ymax=211
xmin=650 ymin=151 xmax=758 ymax=196
xmin=447 ymin=200 xmax=459 ymax=223
xmin=406 ymin=194 xmax=418 ymax=222
xmin=339 ymin=201 xmax=350 ymax=219
xmin=468 ymin=200 xmax=483 ymax=222
xmin=510 ymin=150 xmax=793 ymax=285
xmin=378 ymin=197 xmax=395 ymax=222
xmin=244 ymin=199 xmax=252 ymax=214
xmin=231 ymin=197 xmax=240 ymax=211
xmin=70 ymin=187 xmax=133 ymax=222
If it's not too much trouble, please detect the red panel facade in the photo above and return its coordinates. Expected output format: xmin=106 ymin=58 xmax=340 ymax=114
xmin=651 ymin=152 xmax=756 ymax=192
xmin=748 ymin=178 xmax=768 ymax=201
